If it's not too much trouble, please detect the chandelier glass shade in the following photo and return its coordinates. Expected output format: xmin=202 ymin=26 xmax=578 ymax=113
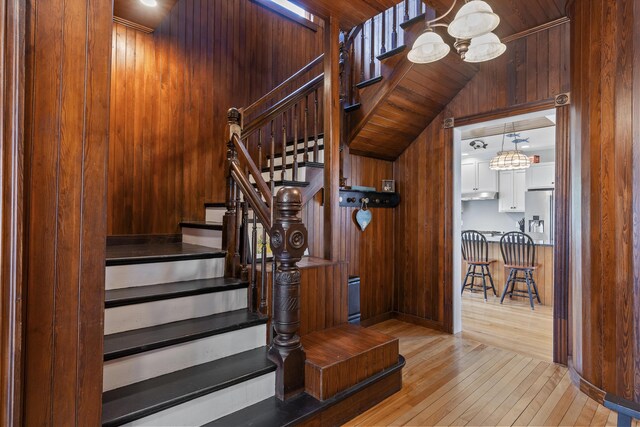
xmin=489 ymin=150 xmax=531 ymax=171
xmin=447 ymin=1 xmax=500 ymax=39
xmin=408 ymin=31 xmax=451 ymax=63
xmin=464 ymin=32 xmax=506 ymax=62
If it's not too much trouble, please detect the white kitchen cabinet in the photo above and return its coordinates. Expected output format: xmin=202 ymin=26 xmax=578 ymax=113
xmin=499 ymin=170 xmax=526 ymax=212
xmin=461 ymin=160 xmax=498 ymax=193
xmin=526 ymin=162 xmax=555 ymax=190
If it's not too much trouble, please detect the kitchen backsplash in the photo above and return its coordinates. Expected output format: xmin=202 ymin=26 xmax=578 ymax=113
xmin=461 ymin=199 xmax=524 ymax=232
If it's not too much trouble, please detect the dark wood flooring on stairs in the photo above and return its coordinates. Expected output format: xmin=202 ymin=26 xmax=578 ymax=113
xmin=106 ymin=242 xmax=224 ymax=266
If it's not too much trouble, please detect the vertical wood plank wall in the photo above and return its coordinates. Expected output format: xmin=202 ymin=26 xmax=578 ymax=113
xmin=568 ymin=0 xmax=640 ymax=404
xmin=108 ymin=0 xmax=323 ymax=234
xmin=22 ymin=0 xmax=112 ymax=424
xmin=392 ymin=24 xmax=570 ymax=331
xmin=304 ymin=154 xmax=395 ymax=323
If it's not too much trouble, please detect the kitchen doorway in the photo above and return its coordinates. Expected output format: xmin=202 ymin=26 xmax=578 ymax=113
xmin=452 ymin=108 xmax=557 ymax=362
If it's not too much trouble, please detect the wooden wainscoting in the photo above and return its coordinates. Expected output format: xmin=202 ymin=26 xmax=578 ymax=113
xmin=461 ymin=243 xmax=555 ymax=306
xmin=255 ymin=257 xmax=348 ymax=337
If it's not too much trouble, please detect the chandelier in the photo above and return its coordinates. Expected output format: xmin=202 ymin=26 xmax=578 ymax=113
xmin=407 ymin=0 xmax=506 ymax=64
xmin=489 ymin=124 xmax=531 ymax=171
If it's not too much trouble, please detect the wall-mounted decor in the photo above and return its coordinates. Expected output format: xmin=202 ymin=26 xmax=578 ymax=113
xmin=355 ymin=199 xmax=372 ymax=231
xmin=339 ymin=189 xmax=400 ymax=208
xmin=382 ymin=180 xmax=395 ymax=192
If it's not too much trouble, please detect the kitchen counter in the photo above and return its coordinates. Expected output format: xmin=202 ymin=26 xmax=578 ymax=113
xmin=483 ymin=235 xmax=554 ymax=246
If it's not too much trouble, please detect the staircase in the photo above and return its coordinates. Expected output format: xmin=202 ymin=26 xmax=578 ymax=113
xmin=100 ymin=7 xmax=412 ymax=424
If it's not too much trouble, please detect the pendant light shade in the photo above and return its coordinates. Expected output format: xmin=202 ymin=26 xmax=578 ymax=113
xmin=408 ymin=31 xmax=451 ymax=63
xmin=464 ymin=32 xmax=506 ymax=63
xmin=447 ymin=0 xmax=500 ymax=40
xmin=489 ymin=150 xmax=531 ymax=171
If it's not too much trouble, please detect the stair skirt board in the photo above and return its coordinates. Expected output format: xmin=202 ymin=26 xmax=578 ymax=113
xmin=104 ymin=288 xmax=247 ymax=334
xmin=271 ymin=148 xmax=324 ymax=168
xmin=181 ymin=228 xmax=223 ymax=249
xmin=103 ymin=324 xmax=266 ymax=391
xmin=106 ymin=258 xmax=225 ymax=290
xmin=117 ymin=372 xmax=274 ymax=427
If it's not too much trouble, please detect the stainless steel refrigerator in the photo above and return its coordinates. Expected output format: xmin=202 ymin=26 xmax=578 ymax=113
xmin=524 ymin=190 xmax=554 ymax=244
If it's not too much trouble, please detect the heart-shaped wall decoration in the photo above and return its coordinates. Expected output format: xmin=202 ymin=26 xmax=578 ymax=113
xmin=355 ymin=209 xmax=372 ymax=231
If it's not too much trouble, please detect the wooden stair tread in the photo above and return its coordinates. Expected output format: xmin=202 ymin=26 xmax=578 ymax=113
xmin=102 ymin=347 xmax=275 ymax=427
xmin=179 ymin=220 xmax=223 ymax=230
xmin=104 ymin=309 xmax=267 ymax=361
xmin=204 ymin=355 xmax=405 ymax=427
xmin=106 ymin=242 xmax=224 ymax=266
xmin=105 ymin=277 xmax=248 ymax=308
xmin=302 ymin=324 xmax=399 ymax=400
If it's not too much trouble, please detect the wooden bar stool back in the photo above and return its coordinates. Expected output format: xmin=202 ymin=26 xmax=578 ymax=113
xmin=461 ymin=230 xmax=497 ymax=301
xmin=499 ymin=231 xmax=541 ymax=310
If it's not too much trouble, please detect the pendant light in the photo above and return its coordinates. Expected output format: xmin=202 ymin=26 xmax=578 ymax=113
xmin=407 ymin=0 xmax=505 ymax=65
xmin=489 ymin=124 xmax=532 ymax=171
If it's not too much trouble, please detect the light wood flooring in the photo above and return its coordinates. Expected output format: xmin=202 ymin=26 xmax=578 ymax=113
xmin=344 ymin=318 xmax=618 ymax=426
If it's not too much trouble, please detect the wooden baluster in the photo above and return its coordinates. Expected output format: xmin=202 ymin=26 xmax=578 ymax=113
xmin=416 ymin=0 xmax=421 ymax=17
xmin=257 ymin=129 xmax=263 ymax=171
xmin=380 ymin=11 xmax=387 ymax=55
xmin=369 ymin=17 xmax=375 ymax=79
xmin=225 ymin=108 xmax=240 ymax=278
xmin=313 ymin=89 xmax=319 ymax=162
xmin=241 ymin=200 xmax=249 ymax=282
xmin=360 ymin=26 xmax=365 ymax=82
xmin=251 ymin=209 xmax=258 ymax=312
xmin=303 ymin=95 xmax=309 ymax=163
xmin=268 ymin=187 xmax=308 ymax=401
xmin=351 ymin=41 xmax=359 ymax=104
xmin=235 ymin=183 xmax=242 ymax=278
xmin=293 ymin=104 xmax=299 ymax=180
xmin=270 ymin=121 xmax=275 ymax=189
xmin=392 ymin=5 xmax=398 ymax=49
xmin=403 ymin=0 xmax=409 ymax=22
xmin=259 ymin=224 xmax=267 ymax=314
xmin=281 ymin=112 xmax=287 ymax=182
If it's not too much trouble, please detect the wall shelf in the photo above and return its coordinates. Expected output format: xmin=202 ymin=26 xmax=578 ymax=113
xmin=339 ymin=189 xmax=400 ymax=208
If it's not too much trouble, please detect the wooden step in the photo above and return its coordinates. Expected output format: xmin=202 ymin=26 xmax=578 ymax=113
xmin=102 ymin=346 xmax=275 ymax=427
xmin=302 ymin=324 xmax=399 ymax=401
xmin=106 ymin=242 xmax=224 ymax=267
xmin=356 ymin=75 xmax=383 ymax=89
xmin=205 ymin=354 xmax=405 ymax=427
xmin=376 ymin=44 xmax=407 ymax=61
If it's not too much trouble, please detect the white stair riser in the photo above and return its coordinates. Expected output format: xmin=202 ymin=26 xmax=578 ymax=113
xmin=120 ymin=372 xmax=274 ymax=426
xmin=271 ymin=149 xmax=324 ymax=167
xmin=103 ymin=324 xmax=266 ymax=391
xmin=104 ymin=288 xmax=247 ymax=334
xmin=106 ymin=258 xmax=224 ymax=290
xmin=250 ymin=166 xmax=309 ymax=185
xmin=182 ymin=227 xmax=223 ymax=248
xmin=205 ymin=207 xmax=226 ymax=223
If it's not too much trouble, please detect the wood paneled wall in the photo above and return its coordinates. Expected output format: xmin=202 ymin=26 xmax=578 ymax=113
xmin=304 ymin=154 xmax=395 ymax=323
xmin=568 ymin=0 xmax=640 ymax=404
xmin=446 ymin=22 xmax=570 ymax=118
xmin=108 ymin=0 xmax=323 ymax=234
xmin=393 ymin=24 xmax=570 ymax=332
xmin=22 ymin=0 xmax=112 ymax=424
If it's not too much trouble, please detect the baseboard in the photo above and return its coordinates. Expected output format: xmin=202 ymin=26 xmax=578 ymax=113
xmin=359 ymin=312 xmax=394 ymax=327
xmin=392 ymin=312 xmax=447 ymax=332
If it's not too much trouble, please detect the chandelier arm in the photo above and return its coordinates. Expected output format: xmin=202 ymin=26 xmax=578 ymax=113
xmin=427 ymin=0 xmax=457 ymax=25
xmin=429 ymin=23 xmax=449 ymax=28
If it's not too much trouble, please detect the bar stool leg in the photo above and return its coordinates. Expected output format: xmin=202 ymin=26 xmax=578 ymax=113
xmin=500 ymin=269 xmax=514 ymax=304
xmin=470 ymin=265 xmax=478 ymax=291
xmin=529 ymin=270 xmax=542 ymax=303
xmin=524 ymin=269 xmax=535 ymax=310
xmin=486 ymin=265 xmax=497 ymax=296
xmin=462 ymin=263 xmax=473 ymax=295
xmin=481 ymin=265 xmax=488 ymax=301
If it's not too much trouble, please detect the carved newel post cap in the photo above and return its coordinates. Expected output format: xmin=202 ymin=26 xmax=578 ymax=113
xmin=276 ymin=187 xmax=302 ymax=208
xmin=227 ymin=107 xmax=241 ymax=124
xmin=271 ymin=187 xmax=307 ymax=259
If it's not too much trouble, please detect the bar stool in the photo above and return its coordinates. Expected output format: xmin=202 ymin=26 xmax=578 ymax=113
xmin=461 ymin=230 xmax=497 ymax=301
xmin=499 ymin=231 xmax=541 ymax=310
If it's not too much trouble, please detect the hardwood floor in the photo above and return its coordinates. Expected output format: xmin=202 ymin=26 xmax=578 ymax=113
xmin=461 ymin=292 xmax=553 ymax=362
xmin=344 ymin=319 xmax=618 ymax=426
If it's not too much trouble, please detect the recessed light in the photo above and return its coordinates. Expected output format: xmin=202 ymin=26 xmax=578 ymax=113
xmin=140 ymin=0 xmax=158 ymax=7
xmin=521 ymin=145 xmax=530 ymax=148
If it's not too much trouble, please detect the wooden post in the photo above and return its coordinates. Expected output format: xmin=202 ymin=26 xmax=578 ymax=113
xmin=323 ymin=16 xmax=341 ymax=260
xmin=224 ymin=108 xmax=241 ymax=278
xmin=268 ymin=187 xmax=308 ymax=401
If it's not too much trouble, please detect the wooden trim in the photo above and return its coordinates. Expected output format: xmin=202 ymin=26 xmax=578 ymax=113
xmin=0 ymin=0 xmax=25 ymax=424
xmin=568 ymin=357 xmax=607 ymax=405
xmin=502 ymin=17 xmax=570 ymax=44
xmin=112 ymin=16 xmax=154 ymax=34
xmin=452 ymin=98 xmax=556 ymax=127
xmin=251 ymin=0 xmax=318 ymax=32
xmin=359 ymin=312 xmax=394 ymax=327
xmin=106 ymin=234 xmax=182 ymax=246
xmin=392 ymin=312 xmax=447 ymax=332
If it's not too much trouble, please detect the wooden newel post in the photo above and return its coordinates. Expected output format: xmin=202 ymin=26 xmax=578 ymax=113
xmin=224 ymin=107 xmax=242 ymax=278
xmin=268 ymin=187 xmax=308 ymax=400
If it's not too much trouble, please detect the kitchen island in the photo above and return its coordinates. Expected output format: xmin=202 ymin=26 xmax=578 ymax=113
xmin=461 ymin=240 xmax=554 ymax=306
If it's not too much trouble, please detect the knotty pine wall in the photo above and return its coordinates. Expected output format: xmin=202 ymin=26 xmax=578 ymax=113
xmin=393 ymin=23 xmax=570 ymax=331
xmin=108 ymin=0 xmax=323 ymax=234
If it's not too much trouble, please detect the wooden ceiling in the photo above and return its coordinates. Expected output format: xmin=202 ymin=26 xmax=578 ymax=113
xmin=291 ymin=0 xmax=399 ymax=29
xmin=113 ymin=0 xmax=179 ymax=32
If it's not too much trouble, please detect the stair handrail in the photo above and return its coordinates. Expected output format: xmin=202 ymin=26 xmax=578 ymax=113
xmin=243 ymin=54 xmax=324 ymax=120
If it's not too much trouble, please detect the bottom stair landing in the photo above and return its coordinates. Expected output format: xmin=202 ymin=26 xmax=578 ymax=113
xmin=210 ymin=324 xmax=404 ymax=426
